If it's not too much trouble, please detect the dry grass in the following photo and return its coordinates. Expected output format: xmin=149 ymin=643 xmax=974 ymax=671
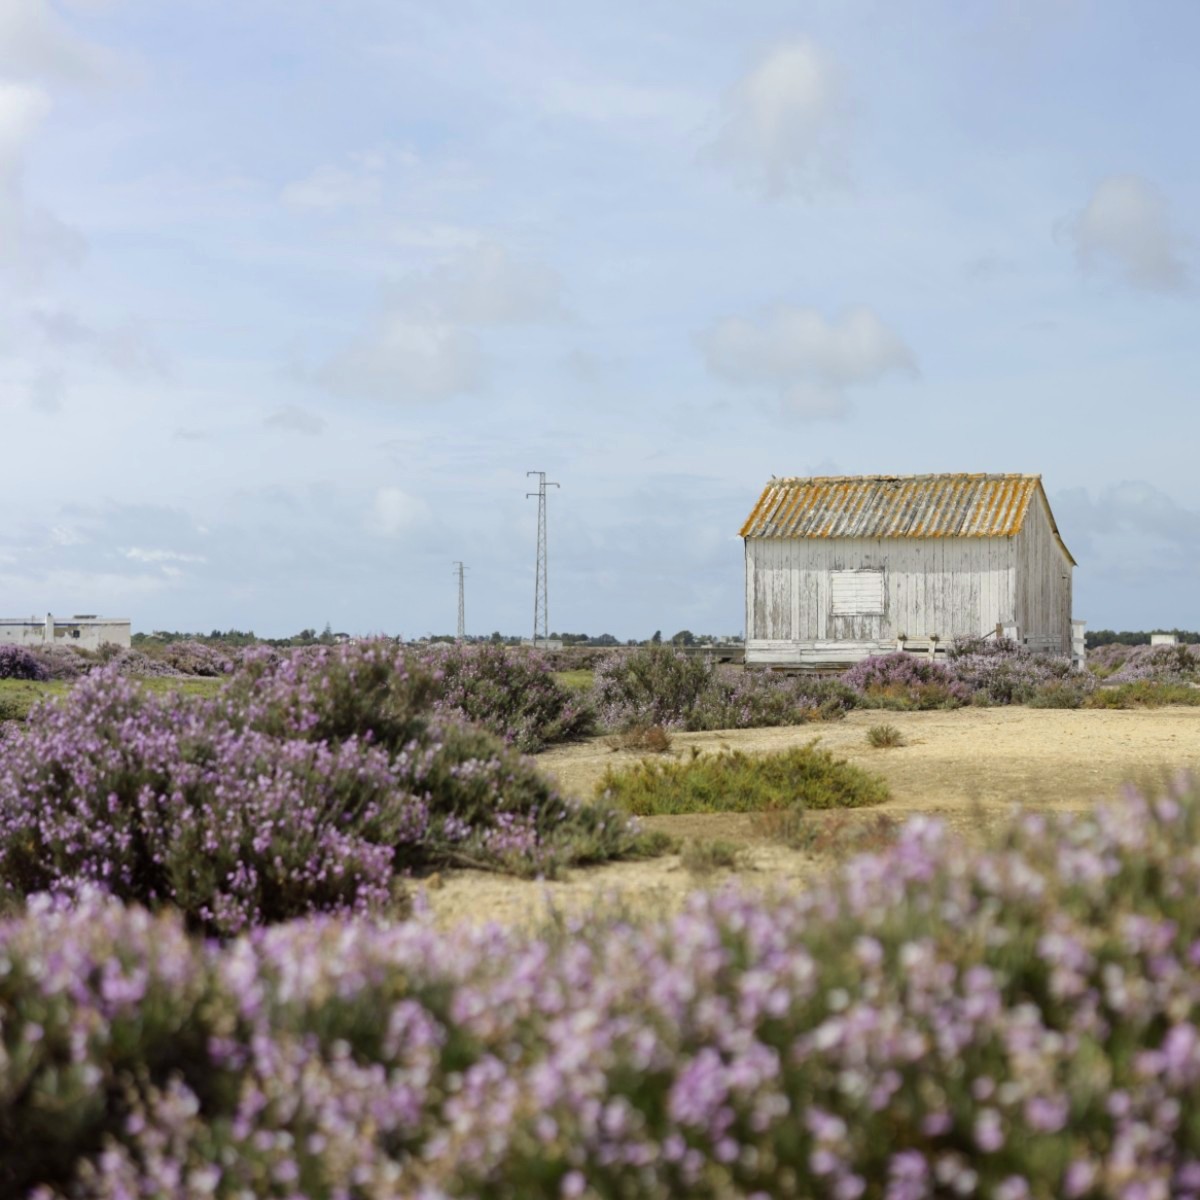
xmin=604 ymin=724 xmax=673 ymax=754
xmin=866 ymin=723 xmax=905 ymax=749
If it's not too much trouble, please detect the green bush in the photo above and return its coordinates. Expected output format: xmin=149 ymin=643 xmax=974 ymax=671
xmin=597 ymin=742 xmax=890 ymax=816
xmin=1085 ymin=681 xmax=1200 ymax=709
xmin=680 ymin=837 xmax=745 ymax=875
xmin=866 ymin=723 xmax=905 ymax=747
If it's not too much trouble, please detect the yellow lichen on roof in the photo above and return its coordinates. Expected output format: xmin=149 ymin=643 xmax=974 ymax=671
xmin=739 ymin=473 xmax=1075 ymax=562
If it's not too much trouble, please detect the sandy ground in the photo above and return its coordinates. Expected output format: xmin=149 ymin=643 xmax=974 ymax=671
xmin=424 ymin=707 xmax=1200 ymax=929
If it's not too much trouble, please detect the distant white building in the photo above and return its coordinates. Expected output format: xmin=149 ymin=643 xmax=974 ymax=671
xmin=0 ymin=613 xmax=132 ymax=652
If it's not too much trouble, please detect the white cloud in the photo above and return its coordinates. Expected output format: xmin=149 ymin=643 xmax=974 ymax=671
xmin=0 ymin=2 xmax=116 ymax=85
xmin=281 ymin=164 xmax=383 ymax=210
xmin=318 ymin=243 xmax=561 ymax=402
xmin=396 ymin=243 xmax=563 ymax=325
xmin=1064 ymin=175 xmax=1188 ymax=292
xmin=319 ymin=317 xmax=483 ymax=402
xmin=369 ymin=487 xmax=430 ymax=536
xmin=264 ymin=404 xmax=327 ymax=435
xmin=707 ymin=39 xmax=848 ymax=198
xmin=0 ymin=82 xmax=85 ymax=280
xmin=700 ymin=304 xmax=917 ymax=418
xmin=123 ymin=547 xmax=207 ymax=565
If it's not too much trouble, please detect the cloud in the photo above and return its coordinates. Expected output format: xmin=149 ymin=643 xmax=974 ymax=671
xmin=369 ymin=487 xmax=430 ymax=536
xmin=29 ymin=367 xmax=64 ymax=412
xmin=264 ymin=404 xmax=327 ymax=435
xmin=706 ymin=39 xmax=848 ymax=198
xmin=700 ymin=304 xmax=916 ymax=417
xmin=281 ymin=163 xmax=382 ymax=211
xmin=394 ymin=243 xmax=563 ymax=325
xmin=29 ymin=306 xmax=166 ymax=377
xmin=123 ymin=547 xmax=207 ymax=566
xmin=0 ymin=82 xmax=85 ymax=280
xmin=318 ymin=243 xmax=561 ymax=402
xmin=1063 ymin=175 xmax=1188 ymax=292
xmin=0 ymin=2 xmax=117 ymax=85
xmin=319 ymin=317 xmax=483 ymax=402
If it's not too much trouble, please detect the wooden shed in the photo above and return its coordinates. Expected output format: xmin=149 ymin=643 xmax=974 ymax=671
xmin=740 ymin=473 xmax=1076 ymax=667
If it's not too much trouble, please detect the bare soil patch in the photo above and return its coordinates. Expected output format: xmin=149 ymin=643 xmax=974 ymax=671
xmin=425 ymin=706 xmax=1200 ymax=928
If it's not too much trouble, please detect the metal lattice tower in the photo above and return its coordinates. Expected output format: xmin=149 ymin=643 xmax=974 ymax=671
xmin=526 ymin=471 xmax=559 ymax=645
xmin=453 ymin=562 xmax=465 ymax=640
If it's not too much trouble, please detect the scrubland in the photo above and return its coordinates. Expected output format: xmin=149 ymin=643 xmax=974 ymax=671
xmin=4 ymin=637 xmax=1200 ymax=1196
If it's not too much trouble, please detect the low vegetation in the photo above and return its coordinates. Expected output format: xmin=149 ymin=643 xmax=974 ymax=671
xmin=0 ymin=643 xmax=658 ymax=934
xmin=679 ymin=836 xmax=746 ymax=876
xmin=597 ymin=742 xmax=891 ymax=816
xmin=866 ymin=722 xmax=905 ymax=748
xmin=9 ymin=780 xmax=1200 ymax=1196
xmin=1085 ymin=680 xmax=1200 ymax=708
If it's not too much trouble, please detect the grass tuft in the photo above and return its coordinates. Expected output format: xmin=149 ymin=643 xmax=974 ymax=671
xmin=604 ymin=724 xmax=673 ymax=754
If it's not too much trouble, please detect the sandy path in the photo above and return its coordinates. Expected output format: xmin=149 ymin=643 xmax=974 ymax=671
xmin=424 ymin=707 xmax=1200 ymax=929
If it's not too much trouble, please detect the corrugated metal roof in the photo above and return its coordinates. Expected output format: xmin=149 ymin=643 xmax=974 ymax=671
xmin=740 ymin=473 xmax=1075 ymax=562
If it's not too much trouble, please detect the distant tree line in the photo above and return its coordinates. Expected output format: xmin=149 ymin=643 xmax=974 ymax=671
xmin=1086 ymin=629 xmax=1200 ymax=649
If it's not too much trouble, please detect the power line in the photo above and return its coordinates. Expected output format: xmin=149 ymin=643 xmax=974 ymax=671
xmin=525 ymin=471 xmax=559 ymax=645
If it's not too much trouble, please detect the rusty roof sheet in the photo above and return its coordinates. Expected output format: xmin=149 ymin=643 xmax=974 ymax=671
xmin=740 ymin=473 xmax=1075 ymax=562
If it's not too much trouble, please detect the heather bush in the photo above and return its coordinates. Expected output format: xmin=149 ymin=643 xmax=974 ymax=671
xmin=598 ymin=742 xmax=890 ymax=816
xmin=843 ymin=652 xmax=969 ymax=709
xmin=0 ymin=673 xmax=405 ymax=935
xmin=12 ymin=777 xmax=1200 ymax=1197
xmin=0 ymin=644 xmax=48 ymax=681
xmin=596 ymin=647 xmax=854 ymax=732
xmin=594 ymin=644 xmax=715 ymax=729
xmin=417 ymin=640 xmax=595 ymax=751
xmin=1090 ymin=642 xmax=1200 ymax=685
xmin=0 ymin=647 xmax=655 ymax=928
xmin=158 ymin=639 xmax=234 ymax=676
xmin=687 ymin=672 xmax=858 ymax=731
xmin=25 ymin=643 xmax=89 ymax=680
xmin=949 ymin=647 xmax=1087 ymax=705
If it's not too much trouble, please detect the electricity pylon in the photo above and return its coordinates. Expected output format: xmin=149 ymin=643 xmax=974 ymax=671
xmin=453 ymin=561 xmax=466 ymax=640
xmin=525 ymin=471 xmax=559 ymax=645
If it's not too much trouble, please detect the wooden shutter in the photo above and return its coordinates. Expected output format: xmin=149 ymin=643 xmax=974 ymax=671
xmin=830 ymin=570 xmax=884 ymax=616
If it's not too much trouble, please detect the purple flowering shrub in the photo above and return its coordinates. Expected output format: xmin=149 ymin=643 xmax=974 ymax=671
xmin=23 ymin=644 xmax=89 ymax=680
xmin=1090 ymin=642 xmax=1200 ymax=684
xmin=594 ymin=644 xmax=716 ymax=729
xmin=595 ymin=646 xmax=853 ymax=731
xmin=0 ymin=673 xmax=406 ymax=935
xmin=949 ymin=649 xmax=1090 ymax=705
xmin=12 ymin=777 xmax=1200 ymax=1197
xmin=842 ymin=652 xmax=970 ymax=709
xmin=0 ymin=645 xmax=49 ymax=681
xmin=0 ymin=645 xmax=650 ymax=928
xmin=416 ymin=641 xmax=595 ymax=751
xmin=157 ymin=639 xmax=234 ymax=676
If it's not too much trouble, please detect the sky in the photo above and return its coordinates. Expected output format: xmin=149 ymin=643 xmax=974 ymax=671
xmin=0 ymin=0 xmax=1198 ymax=639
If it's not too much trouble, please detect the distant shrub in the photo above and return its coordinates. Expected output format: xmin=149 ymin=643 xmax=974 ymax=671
xmin=687 ymin=672 xmax=858 ymax=730
xmin=0 ymin=645 xmax=48 ymax=681
xmin=866 ymin=722 xmax=905 ymax=748
xmin=594 ymin=645 xmax=714 ymax=729
xmin=680 ymin=837 xmax=745 ymax=876
xmin=596 ymin=648 xmax=855 ymax=733
xmin=419 ymin=641 xmax=595 ymax=751
xmin=605 ymin=723 xmax=674 ymax=753
xmin=950 ymin=648 xmax=1087 ymax=705
xmin=20 ymin=644 xmax=88 ymax=680
xmin=844 ymin=653 xmax=969 ymax=710
xmin=1027 ymin=679 xmax=1092 ymax=708
xmin=158 ymin=639 xmax=234 ymax=676
xmin=1093 ymin=643 xmax=1200 ymax=685
xmin=599 ymin=742 xmax=890 ymax=816
xmin=1085 ymin=681 xmax=1200 ymax=709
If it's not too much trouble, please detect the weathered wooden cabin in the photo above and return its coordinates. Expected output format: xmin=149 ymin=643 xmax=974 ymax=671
xmin=741 ymin=473 xmax=1076 ymax=668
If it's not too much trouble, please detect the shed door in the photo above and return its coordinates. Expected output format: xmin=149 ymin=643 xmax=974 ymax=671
xmin=829 ymin=569 xmax=885 ymax=641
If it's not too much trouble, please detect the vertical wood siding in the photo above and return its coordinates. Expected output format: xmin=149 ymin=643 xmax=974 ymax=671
xmin=1012 ymin=493 xmax=1073 ymax=653
xmin=746 ymin=537 xmax=1017 ymax=642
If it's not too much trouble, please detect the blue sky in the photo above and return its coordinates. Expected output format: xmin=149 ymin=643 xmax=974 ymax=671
xmin=1 ymin=0 xmax=1197 ymax=637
